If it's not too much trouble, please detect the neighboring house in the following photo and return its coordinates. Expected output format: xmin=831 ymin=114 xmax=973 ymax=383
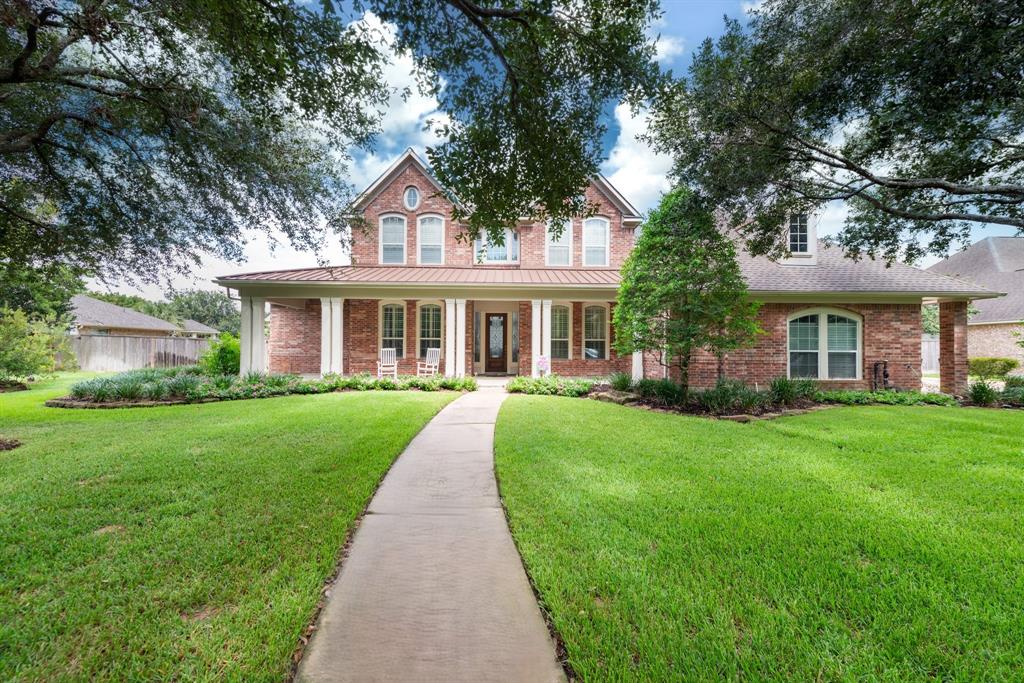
xmin=928 ymin=237 xmax=1024 ymax=373
xmin=71 ymin=294 xmax=181 ymax=337
xmin=215 ymin=149 xmax=997 ymax=394
xmin=180 ymin=319 xmax=220 ymax=339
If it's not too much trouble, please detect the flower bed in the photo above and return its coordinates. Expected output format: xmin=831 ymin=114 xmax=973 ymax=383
xmin=48 ymin=367 xmax=477 ymax=408
xmin=507 ymin=373 xmax=963 ymax=418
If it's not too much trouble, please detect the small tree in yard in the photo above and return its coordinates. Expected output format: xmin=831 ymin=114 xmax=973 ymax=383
xmin=614 ymin=188 xmax=762 ymax=402
xmin=0 ymin=308 xmax=75 ymax=384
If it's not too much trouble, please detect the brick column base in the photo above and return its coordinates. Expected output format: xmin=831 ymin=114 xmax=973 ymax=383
xmin=939 ymin=300 xmax=968 ymax=395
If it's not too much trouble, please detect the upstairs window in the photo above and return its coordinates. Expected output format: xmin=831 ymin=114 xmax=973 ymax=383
xmin=417 ymin=215 xmax=444 ymax=265
xmin=380 ymin=215 xmax=406 ymax=264
xmin=788 ymin=309 xmax=861 ymax=379
xmin=546 ymin=220 xmax=572 ymax=266
xmin=583 ymin=305 xmax=608 ymax=359
xmin=583 ymin=217 xmax=610 ymax=266
xmin=551 ymin=305 xmax=570 ymax=359
xmin=381 ymin=303 xmax=405 ymax=358
xmin=475 ymin=229 xmax=519 ymax=263
xmin=403 ymin=186 xmax=420 ymax=210
xmin=789 ymin=214 xmax=809 ymax=253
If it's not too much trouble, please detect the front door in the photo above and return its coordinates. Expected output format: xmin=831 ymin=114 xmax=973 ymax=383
xmin=485 ymin=313 xmax=507 ymax=373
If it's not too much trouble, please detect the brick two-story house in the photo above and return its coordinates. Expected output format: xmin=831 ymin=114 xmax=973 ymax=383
xmin=215 ymin=149 xmax=999 ymax=394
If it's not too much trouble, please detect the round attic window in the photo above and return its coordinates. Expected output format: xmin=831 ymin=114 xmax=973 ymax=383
xmin=403 ymin=186 xmax=420 ymax=210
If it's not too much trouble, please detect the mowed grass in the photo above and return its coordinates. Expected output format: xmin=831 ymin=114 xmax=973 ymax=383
xmin=0 ymin=375 xmax=454 ymax=681
xmin=495 ymin=397 xmax=1024 ymax=681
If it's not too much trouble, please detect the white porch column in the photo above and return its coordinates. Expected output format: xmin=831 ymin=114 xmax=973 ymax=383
xmin=444 ymin=298 xmax=456 ymax=376
xmin=319 ymin=297 xmax=344 ymax=375
xmin=541 ymin=300 xmax=552 ymax=367
xmin=632 ymin=351 xmax=644 ymax=382
xmin=454 ymin=299 xmax=467 ymax=377
xmin=239 ymin=296 xmax=266 ymax=374
xmin=530 ymin=300 xmax=542 ymax=377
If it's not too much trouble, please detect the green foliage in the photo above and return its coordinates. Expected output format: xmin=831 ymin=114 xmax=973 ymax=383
xmin=769 ymin=377 xmax=817 ymax=406
xmin=1004 ymin=376 xmax=1024 ymax=389
xmin=0 ymin=308 xmax=74 ymax=380
xmin=608 ymin=372 xmax=634 ymax=392
xmin=506 ymin=375 xmax=595 ymax=398
xmin=634 ymin=378 xmax=685 ymax=406
xmin=968 ymin=357 xmax=1020 ymax=380
xmin=65 ymin=369 xmax=476 ymax=404
xmin=1000 ymin=387 xmax=1024 ymax=407
xmin=614 ymin=188 xmax=762 ymax=401
xmin=968 ymin=381 xmax=999 ymax=406
xmin=921 ymin=305 xmax=939 ymax=335
xmin=0 ymin=262 xmax=85 ymax=318
xmin=651 ymin=1 xmax=1024 ymax=262
xmin=694 ymin=379 xmax=766 ymax=415
xmin=200 ymin=333 xmax=241 ymax=376
xmin=168 ymin=290 xmax=240 ymax=335
xmin=817 ymin=390 xmax=957 ymax=407
xmin=3 ymin=1 xmax=661 ymax=282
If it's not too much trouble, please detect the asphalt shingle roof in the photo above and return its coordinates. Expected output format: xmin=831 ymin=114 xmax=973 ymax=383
xmin=71 ymin=295 xmax=180 ymax=332
xmin=927 ymin=237 xmax=1024 ymax=323
xmin=180 ymin=319 xmax=219 ymax=334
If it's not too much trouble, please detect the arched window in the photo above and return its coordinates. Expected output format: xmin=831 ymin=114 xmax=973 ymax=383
xmin=788 ymin=308 xmax=861 ymax=379
xmin=380 ymin=214 xmax=406 ymax=264
xmin=582 ymin=217 xmax=610 ymax=266
xmin=583 ymin=304 xmax=608 ymax=359
xmin=418 ymin=303 xmax=442 ymax=358
xmin=551 ymin=304 xmax=570 ymax=359
xmin=417 ymin=215 xmax=444 ymax=265
xmin=381 ymin=302 xmax=405 ymax=358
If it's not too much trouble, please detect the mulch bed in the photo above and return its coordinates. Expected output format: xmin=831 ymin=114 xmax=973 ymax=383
xmin=0 ymin=438 xmax=22 ymax=451
xmin=589 ymin=388 xmax=830 ymax=421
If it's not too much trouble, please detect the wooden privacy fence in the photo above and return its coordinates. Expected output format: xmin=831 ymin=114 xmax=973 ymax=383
xmin=71 ymin=335 xmax=211 ymax=372
xmin=921 ymin=334 xmax=939 ymax=374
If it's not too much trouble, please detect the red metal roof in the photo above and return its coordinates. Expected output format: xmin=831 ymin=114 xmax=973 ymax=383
xmin=215 ymin=265 xmax=621 ymax=287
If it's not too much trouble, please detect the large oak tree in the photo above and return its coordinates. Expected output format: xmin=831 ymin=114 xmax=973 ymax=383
xmin=651 ymin=0 xmax=1024 ymax=262
xmin=2 ymin=0 xmax=661 ymax=284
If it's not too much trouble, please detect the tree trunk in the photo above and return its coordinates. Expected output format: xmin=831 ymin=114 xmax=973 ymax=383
xmin=678 ymin=348 xmax=692 ymax=404
xmin=716 ymin=353 xmax=725 ymax=382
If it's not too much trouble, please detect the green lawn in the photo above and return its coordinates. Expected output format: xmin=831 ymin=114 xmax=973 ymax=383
xmin=0 ymin=375 xmax=454 ymax=681
xmin=495 ymin=397 xmax=1024 ymax=681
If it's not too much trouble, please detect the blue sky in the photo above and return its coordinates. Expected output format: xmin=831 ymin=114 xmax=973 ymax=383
xmin=114 ymin=1 xmax=1015 ymax=298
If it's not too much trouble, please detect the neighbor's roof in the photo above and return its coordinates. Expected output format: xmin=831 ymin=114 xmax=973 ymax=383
xmin=927 ymin=236 xmax=1023 ymax=323
xmin=180 ymin=319 xmax=219 ymax=334
xmin=215 ymin=243 xmax=997 ymax=298
xmin=71 ymin=295 xmax=180 ymax=332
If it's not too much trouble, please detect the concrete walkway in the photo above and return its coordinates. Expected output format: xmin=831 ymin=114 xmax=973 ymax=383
xmin=295 ymin=386 xmax=565 ymax=683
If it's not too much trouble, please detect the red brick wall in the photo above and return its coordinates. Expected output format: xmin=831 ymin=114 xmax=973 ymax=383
xmin=939 ymin=300 xmax=968 ymax=394
xmin=661 ymin=303 xmax=922 ymax=390
xmin=353 ymin=163 xmax=636 ymax=270
xmin=269 ymin=301 xmax=321 ymax=374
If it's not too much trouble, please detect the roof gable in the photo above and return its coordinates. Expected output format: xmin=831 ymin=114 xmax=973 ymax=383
xmin=928 ymin=237 xmax=1023 ymax=323
xmin=351 ymin=148 xmax=453 ymax=212
xmin=71 ymin=295 xmax=180 ymax=332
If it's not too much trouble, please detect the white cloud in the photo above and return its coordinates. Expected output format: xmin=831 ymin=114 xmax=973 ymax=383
xmin=654 ymin=34 xmax=684 ymax=63
xmin=601 ymin=103 xmax=673 ymax=214
xmin=741 ymin=0 xmax=766 ymax=15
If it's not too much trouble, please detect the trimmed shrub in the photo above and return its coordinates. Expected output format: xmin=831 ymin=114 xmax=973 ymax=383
xmin=1000 ymin=387 xmax=1024 ymax=406
xmin=694 ymin=379 xmax=765 ymax=414
xmin=968 ymin=381 xmax=999 ymax=406
xmin=609 ymin=372 xmax=634 ymax=392
xmin=199 ymin=333 xmax=241 ymax=376
xmin=817 ymin=390 xmax=957 ymax=407
xmin=506 ymin=375 xmax=595 ymax=398
xmin=968 ymin=357 xmax=1019 ymax=380
xmin=769 ymin=377 xmax=797 ymax=405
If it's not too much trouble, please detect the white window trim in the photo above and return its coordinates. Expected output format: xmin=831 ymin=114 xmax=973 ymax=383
xmin=379 ymin=300 xmax=407 ymax=359
xmin=545 ymin=220 xmax=573 ymax=267
xmin=582 ymin=216 xmax=610 ymax=267
xmin=550 ymin=303 xmax=572 ymax=360
xmin=379 ymin=214 xmax=407 ymax=265
xmin=786 ymin=307 xmax=862 ymax=380
xmin=416 ymin=300 xmax=445 ymax=359
xmin=403 ymin=185 xmax=421 ymax=210
xmin=582 ymin=303 xmax=611 ymax=361
xmin=416 ymin=214 xmax=445 ymax=266
xmin=475 ymin=228 xmax=519 ymax=264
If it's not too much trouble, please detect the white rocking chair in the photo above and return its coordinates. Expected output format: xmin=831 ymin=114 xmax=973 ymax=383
xmin=417 ymin=347 xmax=441 ymax=377
xmin=377 ymin=347 xmax=398 ymax=379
